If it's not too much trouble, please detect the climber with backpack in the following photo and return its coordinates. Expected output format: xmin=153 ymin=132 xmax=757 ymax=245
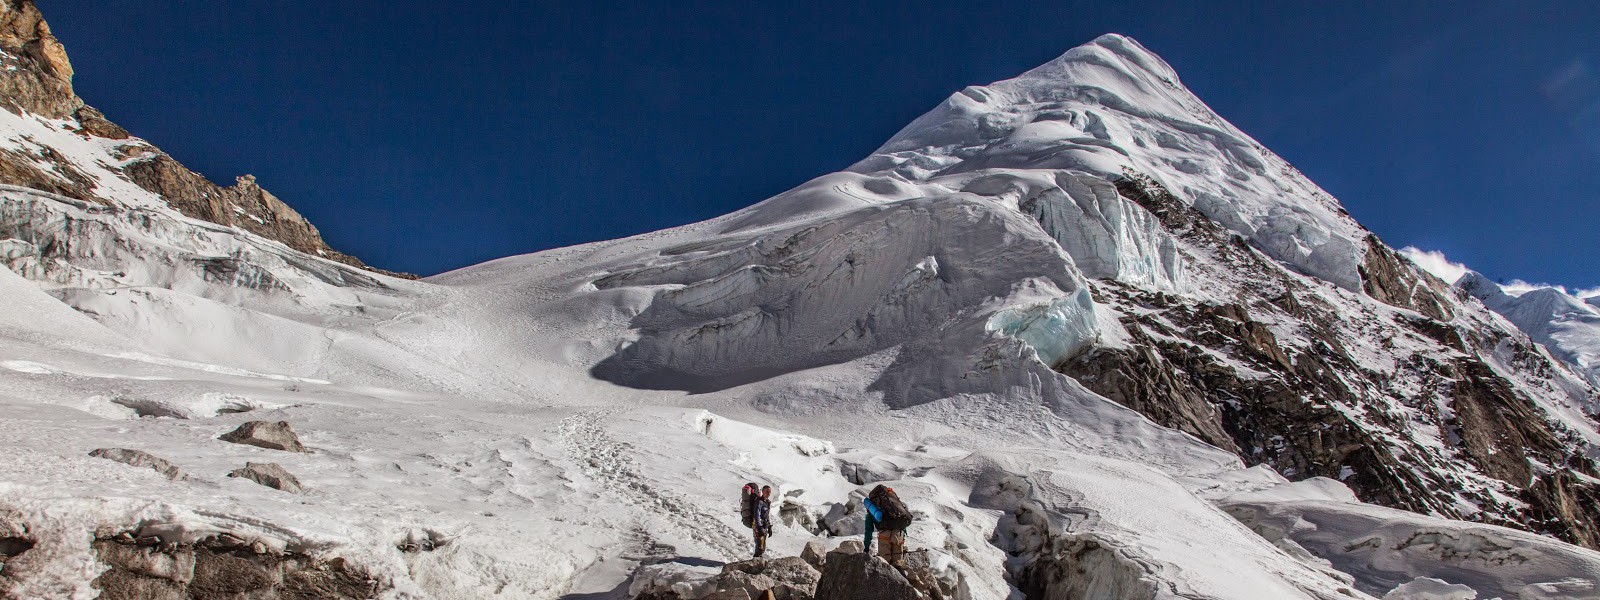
xmin=741 ymin=482 xmax=774 ymax=557
xmin=862 ymin=484 xmax=913 ymax=564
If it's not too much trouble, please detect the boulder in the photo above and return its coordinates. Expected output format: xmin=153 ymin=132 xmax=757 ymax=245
xmin=815 ymin=551 xmax=921 ymax=600
xmin=834 ymin=540 xmax=863 ymax=555
xmin=801 ymin=539 xmax=827 ymax=569
xmin=714 ymin=556 xmax=820 ymax=600
xmin=731 ymin=557 xmax=820 ymax=597
xmin=89 ymin=448 xmax=186 ymax=481
xmin=218 ymin=421 xmax=306 ymax=452
xmin=227 ymin=462 xmax=303 ymax=493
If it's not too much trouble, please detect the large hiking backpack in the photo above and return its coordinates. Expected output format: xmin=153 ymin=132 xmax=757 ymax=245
xmin=740 ymin=482 xmax=759 ymax=528
xmin=868 ymin=485 xmax=913 ymax=531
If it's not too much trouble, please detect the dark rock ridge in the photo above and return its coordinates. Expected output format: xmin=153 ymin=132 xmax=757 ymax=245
xmin=0 ymin=0 xmax=410 ymax=278
xmin=92 ymin=531 xmax=379 ymax=600
xmin=1062 ymin=173 xmax=1600 ymax=549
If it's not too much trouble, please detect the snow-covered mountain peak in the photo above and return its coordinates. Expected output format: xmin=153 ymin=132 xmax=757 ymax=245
xmin=833 ymin=34 xmax=1371 ymax=290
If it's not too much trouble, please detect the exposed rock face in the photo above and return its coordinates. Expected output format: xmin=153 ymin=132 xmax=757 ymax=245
xmin=89 ymin=448 xmax=187 ymax=481
xmin=813 ymin=550 xmax=920 ymax=600
xmin=120 ymin=155 xmax=408 ymax=277
xmin=1526 ymin=470 xmax=1600 ymax=549
xmin=1059 ymin=173 xmax=1600 ymax=548
xmin=92 ymin=532 xmax=379 ymax=599
xmin=1359 ymin=235 xmax=1454 ymax=321
xmin=0 ymin=144 xmax=97 ymax=202
xmin=0 ymin=1 xmax=410 ymax=278
xmin=228 ymin=462 xmax=305 ymax=493
xmin=72 ymin=105 xmax=126 ymax=139
xmin=219 ymin=421 xmax=308 ymax=453
xmin=0 ymin=0 xmax=76 ymax=119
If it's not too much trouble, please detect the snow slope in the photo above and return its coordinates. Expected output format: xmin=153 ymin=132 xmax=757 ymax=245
xmin=1454 ymin=271 xmax=1600 ymax=388
xmin=1 ymin=33 xmax=1597 ymax=600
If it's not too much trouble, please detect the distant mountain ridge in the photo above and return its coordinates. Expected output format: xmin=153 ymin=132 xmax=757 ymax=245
xmin=0 ymin=0 xmax=409 ymax=278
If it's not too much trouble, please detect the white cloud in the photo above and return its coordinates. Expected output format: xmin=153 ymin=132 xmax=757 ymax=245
xmin=1395 ymin=246 xmax=1594 ymax=300
xmin=1397 ymin=246 xmax=1469 ymax=284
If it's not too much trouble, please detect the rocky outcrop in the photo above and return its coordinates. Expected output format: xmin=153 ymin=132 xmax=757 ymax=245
xmin=1526 ymin=470 xmax=1600 ymax=549
xmin=1047 ymin=170 xmax=1600 ymax=549
xmin=633 ymin=556 xmax=822 ymax=600
xmin=813 ymin=550 xmax=920 ymax=600
xmin=1063 ymin=281 xmax=1600 ymax=546
xmin=89 ymin=448 xmax=187 ymax=481
xmin=228 ymin=462 xmax=304 ymax=493
xmin=219 ymin=421 xmax=308 ymax=453
xmin=1063 ymin=293 xmax=1432 ymax=510
xmin=0 ymin=144 xmax=97 ymax=202
xmin=119 ymin=155 xmax=411 ymax=278
xmin=92 ymin=531 xmax=379 ymax=599
xmin=717 ymin=557 xmax=822 ymax=600
xmin=0 ymin=0 xmax=77 ymax=119
xmin=0 ymin=1 xmax=411 ymax=278
xmin=1359 ymin=235 xmax=1454 ymax=321
xmin=72 ymin=105 xmax=127 ymax=139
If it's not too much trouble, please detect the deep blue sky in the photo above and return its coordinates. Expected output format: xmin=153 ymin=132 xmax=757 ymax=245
xmin=44 ymin=2 xmax=1600 ymax=286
